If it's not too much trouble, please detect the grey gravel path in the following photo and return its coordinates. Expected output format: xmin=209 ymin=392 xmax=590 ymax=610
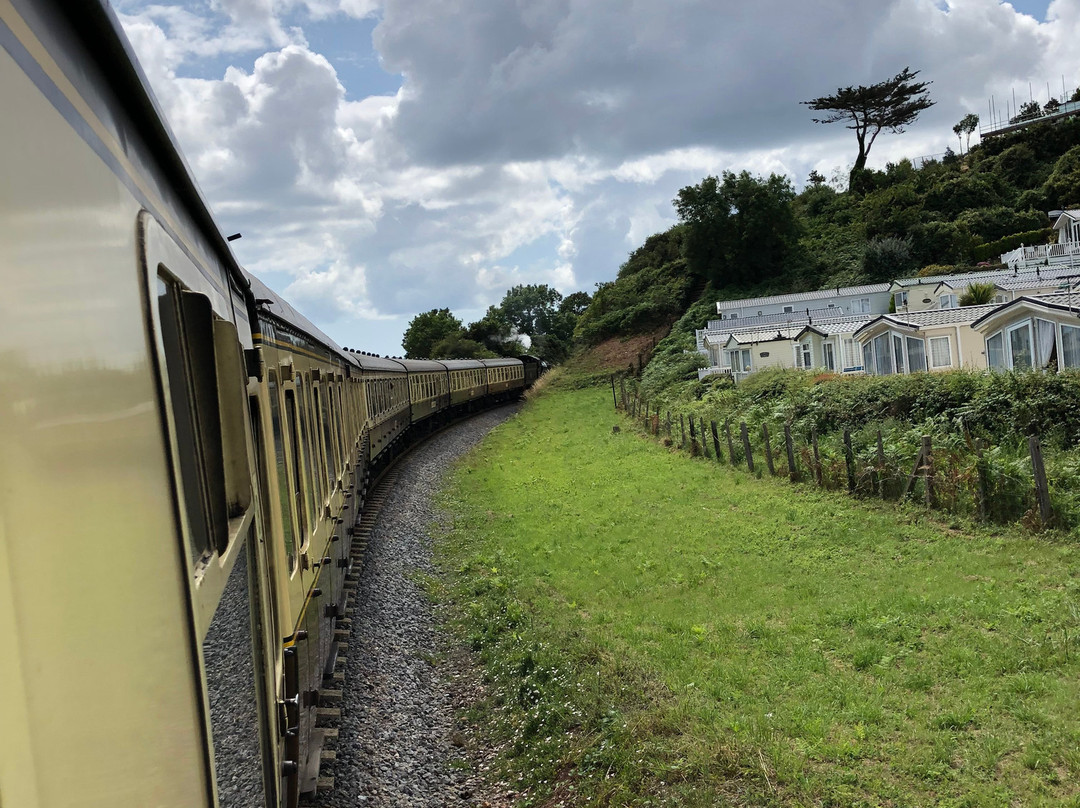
xmin=321 ymin=405 xmax=521 ymax=808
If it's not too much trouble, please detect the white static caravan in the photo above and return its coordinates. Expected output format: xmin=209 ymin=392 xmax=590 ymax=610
xmin=718 ymin=326 xmax=806 ymax=382
xmin=714 ymin=283 xmax=890 ymax=323
xmin=792 ymin=317 xmax=873 ymax=374
xmin=970 ymin=293 xmax=1080 ymax=371
xmin=853 ymin=304 xmax=1000 ymax=376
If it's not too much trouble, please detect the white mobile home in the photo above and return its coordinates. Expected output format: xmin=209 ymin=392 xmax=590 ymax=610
xmin=853 ymin=305 xmax=999 ymax=375
xmin=970 ymin=293 xmax=1080 ymax=371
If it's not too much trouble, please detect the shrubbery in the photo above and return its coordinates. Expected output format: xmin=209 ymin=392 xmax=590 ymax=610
xmin=693 ymin=368 xmax=1080 ymax=450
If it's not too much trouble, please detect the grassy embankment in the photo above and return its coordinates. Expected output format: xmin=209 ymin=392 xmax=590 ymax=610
xmin=434 ymin=374 xmax=1080 ymax=807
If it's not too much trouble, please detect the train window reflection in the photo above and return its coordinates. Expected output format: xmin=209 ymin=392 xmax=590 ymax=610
xmin=155 ymin=274 xmax=229 ymax=562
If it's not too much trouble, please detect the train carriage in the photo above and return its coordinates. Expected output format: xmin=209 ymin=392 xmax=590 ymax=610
xmin=442 ymin=358 xmax=488 ymax=408
xmin=401 ymin=358 xmax=451 ymax=425
xmin=244 ymin=273 xmax=364 ymax=800
xmin=349 ymin=351 xmax=409 ymax=467
xmin=0 ymin=3 xmax=280 ymax=806
xmin=518 ymin=354 xmax=544 ymax=387
xmin=482 ymin=356 xmax=526 ymax=400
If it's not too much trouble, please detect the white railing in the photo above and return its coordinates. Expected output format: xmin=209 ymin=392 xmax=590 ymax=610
xmin=708 ymin=307 xmax=850 ymax=331
xmin=698 ymin=366 xmax=732 ymax=381
xmin=980 ymin=100 xmax=1080 ymax=138
xmin=1002 ymin=241 xmax=1080 ymax=269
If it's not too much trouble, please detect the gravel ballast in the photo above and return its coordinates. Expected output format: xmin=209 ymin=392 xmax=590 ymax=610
xmin=321 ymin=405 xmax=521 ymax=808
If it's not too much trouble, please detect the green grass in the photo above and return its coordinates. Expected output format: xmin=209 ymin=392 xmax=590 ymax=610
xmin=435 ymin=381 xmax=1080 ymax=807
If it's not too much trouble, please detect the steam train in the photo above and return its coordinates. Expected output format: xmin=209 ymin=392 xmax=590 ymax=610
xmin=0 ymin=3 xmax=537 ymax=807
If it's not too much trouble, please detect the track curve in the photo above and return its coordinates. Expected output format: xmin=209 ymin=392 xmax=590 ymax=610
xmin=317 ymin=404 xmax=521 ymax=808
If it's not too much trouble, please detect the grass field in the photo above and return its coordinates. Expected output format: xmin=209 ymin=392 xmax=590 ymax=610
xmin=434 ymin=378 xmax=1080 ymax=807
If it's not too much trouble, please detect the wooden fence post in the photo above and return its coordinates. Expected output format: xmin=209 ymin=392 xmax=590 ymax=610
xmin=843 ymin=429 xmax=856 ymax=494
xmin=1029 ymin=435 xmax=1053 ymax=526
xmin=710 ymin=421 xmax=721 ymax=462
xmin=811 ymin=428 xmax=822 ymax=486
xmin=724 ymin=419 xmax=736 ymax=465
xmin=688 ymin=417 xmax=698 ymax=456
xmin=762 ymin=423 xmax=775 ymax=476
xmin=679 ymin=414 xmax=686 ymax=449
xmin=923 ymin=436 xmax=934 ymax=508
xmin=784 ymin=422 xmax=797 ymax=482
xmin=974 ymin=438 xmax=988 ymax=522
xmin=875 ymin=430 xmax=886 ymax=498
xmin=619 ymin=378 xmax=627 ymax=411
xmin=609 ymin=375 xmax=618 ymax=411
xmin=741 ymin=422 xmax=754 ymax=473
xmin=903 ymin=442 xmax=925 ymax=499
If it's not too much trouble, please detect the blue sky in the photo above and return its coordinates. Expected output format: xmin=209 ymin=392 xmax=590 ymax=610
xmin=1008 ymin=0 xmax=1052 ymax=19
xmin=116 ymin=0 xmax=1080 ymax=356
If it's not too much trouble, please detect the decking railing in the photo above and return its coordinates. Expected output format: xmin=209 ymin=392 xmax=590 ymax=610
xmin=1001 ymin=241 xmax=1080 ymax=270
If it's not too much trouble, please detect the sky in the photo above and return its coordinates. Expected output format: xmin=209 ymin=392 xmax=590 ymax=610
xmin=113 ymin=0 xmax=1079 ymax=356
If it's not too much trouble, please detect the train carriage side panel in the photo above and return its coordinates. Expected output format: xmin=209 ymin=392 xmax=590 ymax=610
xmin=441 ymin=359 xmax=486 ymax=408
xmin=480 ymin=357 xmax=525 ymax=398
xmin=351 ymin=353 xmax=408 ymax=464
xmin=401 ymin=358 xmax=450 ymax=423
xmin=0 ymin=4 xmax=278 ymax=803
xmin=519 ymin=354 xmax=543 ymax=387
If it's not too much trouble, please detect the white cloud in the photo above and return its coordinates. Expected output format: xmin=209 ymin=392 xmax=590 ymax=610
xmin=118 ymin=0 xmax=1080 ymax=355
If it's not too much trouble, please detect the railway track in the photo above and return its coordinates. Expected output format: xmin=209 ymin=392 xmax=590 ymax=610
xmin=304 ymin=406 xmax=519 ymax=805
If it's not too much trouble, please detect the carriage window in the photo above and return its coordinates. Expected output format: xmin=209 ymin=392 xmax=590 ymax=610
xmin=320 ymin=384 xmax=336 ymax=485
xmin=330 ymin=385 xmax=343 ymax=470
xmin=156 ymin=275 xmax=228 ymax=562
xmin=295 ymin=378 xmax=318 ymax=524
xmin=266 ymin=372 xmax=296 ymax=572
xmin=313 ymin=386 xmax=330 ymax=495
xmin=284 ymin=389 xmax=307 ymax=545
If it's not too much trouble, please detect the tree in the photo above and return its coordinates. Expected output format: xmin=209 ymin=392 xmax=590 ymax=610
xmin=428 ymin=334 xmax=495 ymax=359
xmin=1013 ymin=100 xmax=1041 ymax=123
xmin=674 ymin=171 xmax=798 ymax=287
xmin=802 ymin=67 xmax=935 ymax=189
xmin=558 ymin=291 xmax=592 ymax=317
xmin=464 ymin=305 xmax=516 ymax=354
xmin=952 ymin=112 xmax=979 ymax=154
xmin=498 ymin=284 xmax=563 ymax=335
xmin=401 ymin=308 xmax=462 ymax=358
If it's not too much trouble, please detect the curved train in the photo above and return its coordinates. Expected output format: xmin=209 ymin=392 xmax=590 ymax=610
xmin=0 ymin=3 xmax=538 ymax=807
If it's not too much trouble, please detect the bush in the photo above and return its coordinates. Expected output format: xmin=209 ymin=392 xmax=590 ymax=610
xmin=972 ymin=228 xmax=1054 ymax=262
xmin=1043 ymin=145 xmax=1080 ymax=208
xmin=956 ymin=206 xmax=1047 ymax=243
xmin=863 ymin=235 xmax=917 ymax=280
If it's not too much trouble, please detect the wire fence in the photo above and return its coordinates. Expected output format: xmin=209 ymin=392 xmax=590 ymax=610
xmin=611 ymin=376 xmax=1075 ymax=531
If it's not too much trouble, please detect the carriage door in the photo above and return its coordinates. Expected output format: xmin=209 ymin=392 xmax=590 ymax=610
xmin=140 ymin=212 xmax=276 ymax=808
